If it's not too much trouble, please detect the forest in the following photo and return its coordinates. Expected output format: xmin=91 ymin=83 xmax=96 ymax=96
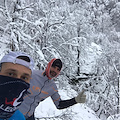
xmin=0 ymin=0 xmax=120 ymax=120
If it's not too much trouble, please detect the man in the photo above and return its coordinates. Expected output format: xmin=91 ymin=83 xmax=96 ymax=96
xmin=19 ymin=58 xmax=86 ymax=120
xmin=0 ymin=51 xmax=34 ymax=120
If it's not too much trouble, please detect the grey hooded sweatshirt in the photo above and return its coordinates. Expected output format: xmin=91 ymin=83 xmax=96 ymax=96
xmin=19 ymin=70 xmax=76 ymax=118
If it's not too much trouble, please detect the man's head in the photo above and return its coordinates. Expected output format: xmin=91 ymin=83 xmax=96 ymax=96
xmin=0 ymin=51 xmax=34 ymax=118
xmin=0 ymin=51 xmax=34 ymax=83
xmin=52 ymin=59 xmax=62 ymax=70
xmin=45 ymin=58 xmax=62 ymax=79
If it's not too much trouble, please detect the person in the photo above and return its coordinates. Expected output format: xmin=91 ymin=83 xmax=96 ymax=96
xmin=19 ymin=58 xmax=86 ymax=120
xmin=0 ymin=51 xmax=34 ymax=120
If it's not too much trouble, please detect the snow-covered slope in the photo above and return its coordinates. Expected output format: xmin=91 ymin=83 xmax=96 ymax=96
xmin=35 ymin=90 xmax=101 ymax=120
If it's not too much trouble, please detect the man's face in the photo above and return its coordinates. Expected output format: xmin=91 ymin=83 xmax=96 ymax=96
xmin=0 ymin=62 xmax=31 ymax=83
xmin=49 ymin=66 xmax=60 ymax=78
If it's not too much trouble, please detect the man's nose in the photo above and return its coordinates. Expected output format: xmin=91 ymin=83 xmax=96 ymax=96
xmin=16 ymin=75 xmax=21 ymax=79
xmin=54 ymin=68 xmax=58 ymax=72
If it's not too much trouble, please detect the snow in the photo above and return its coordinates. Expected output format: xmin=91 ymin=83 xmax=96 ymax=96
xmin=0 ymin=40 xmax=102 ymax=120
xmin=0 ymin=41 xmax=9 ymax=60
xmin=0 ymin=39 xmax=102 ymax=120
xmin=35 ymin=99 xmax=100 ymax=120
xmin=35 ymin=89 xmax=101 ymax=120
xmin=0 ymin=1 xmax=120 ymax=119
xmin=36 ymin=49 xmax=45 ymax=60
xmin=80 ymin=42 xmax=102 ymax=74
xmin=107 ymin=114 xmax=120 ymax=120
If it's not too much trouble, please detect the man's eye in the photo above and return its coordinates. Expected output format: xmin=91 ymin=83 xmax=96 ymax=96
xmin=8 ymin=73 xmax=14 ymax=76
xmin=21 ymin=76 xmax=28 ymax=81
xmin=21 ymin=76 xmax=30 ymax=83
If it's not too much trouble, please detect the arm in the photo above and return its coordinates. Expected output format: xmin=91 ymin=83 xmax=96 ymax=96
xmin=50 ymin=81 xmax=86 ymax=109
xmin=57 ymin=98 xmax=77 ymax=109
xmin=51 ymin=93 xmax=77 ymax=109
xmin=52 ymin=90 xmax=86 ymax=109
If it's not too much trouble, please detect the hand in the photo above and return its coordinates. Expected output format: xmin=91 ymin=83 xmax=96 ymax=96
xmin=75 ymin=90 xmax=86 ymax=103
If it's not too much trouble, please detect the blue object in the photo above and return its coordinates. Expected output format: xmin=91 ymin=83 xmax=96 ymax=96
xmin=8 ymin=110 xmax=25 ymax=120
xmin=0 ymin=110 xmax=25 ymax=120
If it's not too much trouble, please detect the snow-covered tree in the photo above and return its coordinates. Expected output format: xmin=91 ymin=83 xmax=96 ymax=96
xmin=0 ymin=0 xmax=120 ymax=120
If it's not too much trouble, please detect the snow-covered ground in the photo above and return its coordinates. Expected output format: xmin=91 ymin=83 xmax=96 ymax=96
xmin=35 ymin=90 xmax=101 ymax=120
